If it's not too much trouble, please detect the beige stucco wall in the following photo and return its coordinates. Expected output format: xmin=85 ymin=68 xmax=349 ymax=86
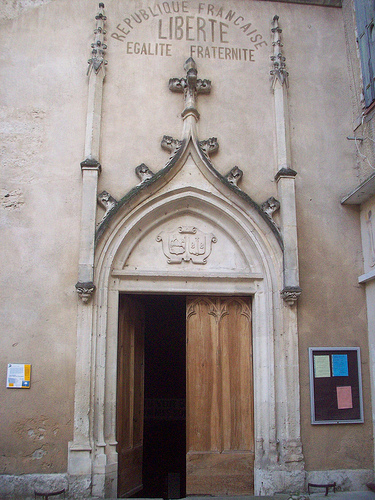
xmin=0 ymin=1 xmax=88 ymax=474
xmin=0 ymin=0 xmax=373 ymax=480
xmin=286 ymin=2 xmax=372 ymax=471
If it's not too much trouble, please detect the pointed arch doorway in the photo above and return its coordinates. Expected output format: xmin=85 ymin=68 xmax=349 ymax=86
xmin=116 ymin=293 xmax=254 ymax=498
xmin=70 ymin=58 xmax=304 ymax=499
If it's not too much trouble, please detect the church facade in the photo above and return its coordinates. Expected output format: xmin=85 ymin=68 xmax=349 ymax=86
xmin=1 ymin=0 xmax=375 ymax=498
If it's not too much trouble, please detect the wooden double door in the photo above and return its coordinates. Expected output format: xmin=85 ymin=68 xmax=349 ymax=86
xmin=117 ymin=295 xmax=254 ymax=498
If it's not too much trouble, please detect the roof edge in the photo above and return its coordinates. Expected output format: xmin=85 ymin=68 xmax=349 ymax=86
xmin=260 ymin=0 xmax=341 ymax=7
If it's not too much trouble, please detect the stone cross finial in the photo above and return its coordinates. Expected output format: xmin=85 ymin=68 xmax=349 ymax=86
xmin=169 ymin=57 xmax=211 ymax=120
xmin=87 ymin=3 xmax=107 ymax=75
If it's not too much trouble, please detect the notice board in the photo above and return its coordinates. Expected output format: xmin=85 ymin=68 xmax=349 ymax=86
xmin=309 ymin=347 xmax=363 ymax=424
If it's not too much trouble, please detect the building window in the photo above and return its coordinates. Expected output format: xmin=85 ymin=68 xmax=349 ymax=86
xmin=355 ymin=0 xmax=375 ymax=107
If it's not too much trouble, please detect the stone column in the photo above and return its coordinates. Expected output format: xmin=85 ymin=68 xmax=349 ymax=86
xmin=270 ymin=15 xmax=305 ymax=491
xmin=68 ymin=4 xmax=107 ymax=496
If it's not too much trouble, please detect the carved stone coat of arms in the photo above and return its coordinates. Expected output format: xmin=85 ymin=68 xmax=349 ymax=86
xmin=156 ymin=226 xmax=217 ymax=264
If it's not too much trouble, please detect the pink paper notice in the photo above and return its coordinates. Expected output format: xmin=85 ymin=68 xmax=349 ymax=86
xmin=337 ymin=386 xmax=353 ymax=409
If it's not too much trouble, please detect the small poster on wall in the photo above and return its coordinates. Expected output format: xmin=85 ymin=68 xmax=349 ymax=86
xmin=309 ymin=348 xmax=363 ymax=424
xmin=6 ymin=364 xmax=31 ymax=389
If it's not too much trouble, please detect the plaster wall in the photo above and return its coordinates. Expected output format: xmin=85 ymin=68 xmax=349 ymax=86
xmin=0 ymin=1 xmax=89 ymax=474
xmin=287 ymin=3 xmax=373 ymax=470
xmin=0 ymin=0 xmax=373 ymax=484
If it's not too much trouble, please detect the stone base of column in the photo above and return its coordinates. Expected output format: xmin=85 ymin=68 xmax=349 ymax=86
xmin=68 ymin=474 xmax=92 ymax=498
xmin=67 ymin=442 xmax=92 ymax=497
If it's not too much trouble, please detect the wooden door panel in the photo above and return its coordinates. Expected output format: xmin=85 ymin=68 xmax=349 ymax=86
xmin=186 ymin=297 xmax=220 ymax=452
xmin=186 ymin=451 xmax=254 ymax=496
xmin=220 ymin=298 xmax=253 ymax=451
xmin=186 ymin=296 xmax=254 ymax=495
xmin=117 ymin=295 xmax=145 ymax=498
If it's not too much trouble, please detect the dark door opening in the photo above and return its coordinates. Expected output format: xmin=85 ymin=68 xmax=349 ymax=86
xmin=118 ymin=294 xmax=186 ymax=499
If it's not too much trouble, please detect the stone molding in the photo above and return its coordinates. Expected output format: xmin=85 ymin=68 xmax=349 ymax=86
xmin=3 ymin=469 xmax=373 ymax=498
xmin=0 ymin=474 xmax=69 ymax=499
xmin=306 ymin=469 xmax=374 ymax=492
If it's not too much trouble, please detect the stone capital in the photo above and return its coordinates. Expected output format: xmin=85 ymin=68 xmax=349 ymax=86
xmin=275 ymin=167 xmax=297 ymax=182
xmin=80 ymin=158 xmax=102 ymax=173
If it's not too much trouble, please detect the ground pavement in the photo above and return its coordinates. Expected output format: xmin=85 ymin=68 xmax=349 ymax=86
xmin=100 ymin=492 xmax=375 ymax=500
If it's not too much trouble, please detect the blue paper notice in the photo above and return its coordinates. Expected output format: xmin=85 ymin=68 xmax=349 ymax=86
xmin=332 ymin=354 xmax=349 ymax=377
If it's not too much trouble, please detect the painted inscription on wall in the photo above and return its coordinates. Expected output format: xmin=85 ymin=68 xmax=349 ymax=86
xmin=111 ymin=1 xmax=267 ymax=61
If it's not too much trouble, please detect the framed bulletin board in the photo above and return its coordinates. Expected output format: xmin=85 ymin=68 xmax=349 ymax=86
xmin=309 ymin=347 xmax=363 ymax=424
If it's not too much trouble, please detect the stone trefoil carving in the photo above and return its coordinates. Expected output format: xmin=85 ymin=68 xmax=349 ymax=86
xmin=270 ymin=15 xmax=288 ymax=88
xmin=156 ymin=226 xmax=217 ymax=264
xmin=87 ymin=3 xmax=108 ymax=75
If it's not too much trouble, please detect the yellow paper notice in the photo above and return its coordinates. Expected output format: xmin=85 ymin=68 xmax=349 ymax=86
xmin=24 ymin=364 xmax=31 ymax=381
xmin=314 ymin=355 xmax=331 ymax=378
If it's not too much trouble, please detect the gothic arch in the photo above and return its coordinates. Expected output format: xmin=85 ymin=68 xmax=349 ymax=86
xmin=90 ymin=150 xmax=300 ymax=496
